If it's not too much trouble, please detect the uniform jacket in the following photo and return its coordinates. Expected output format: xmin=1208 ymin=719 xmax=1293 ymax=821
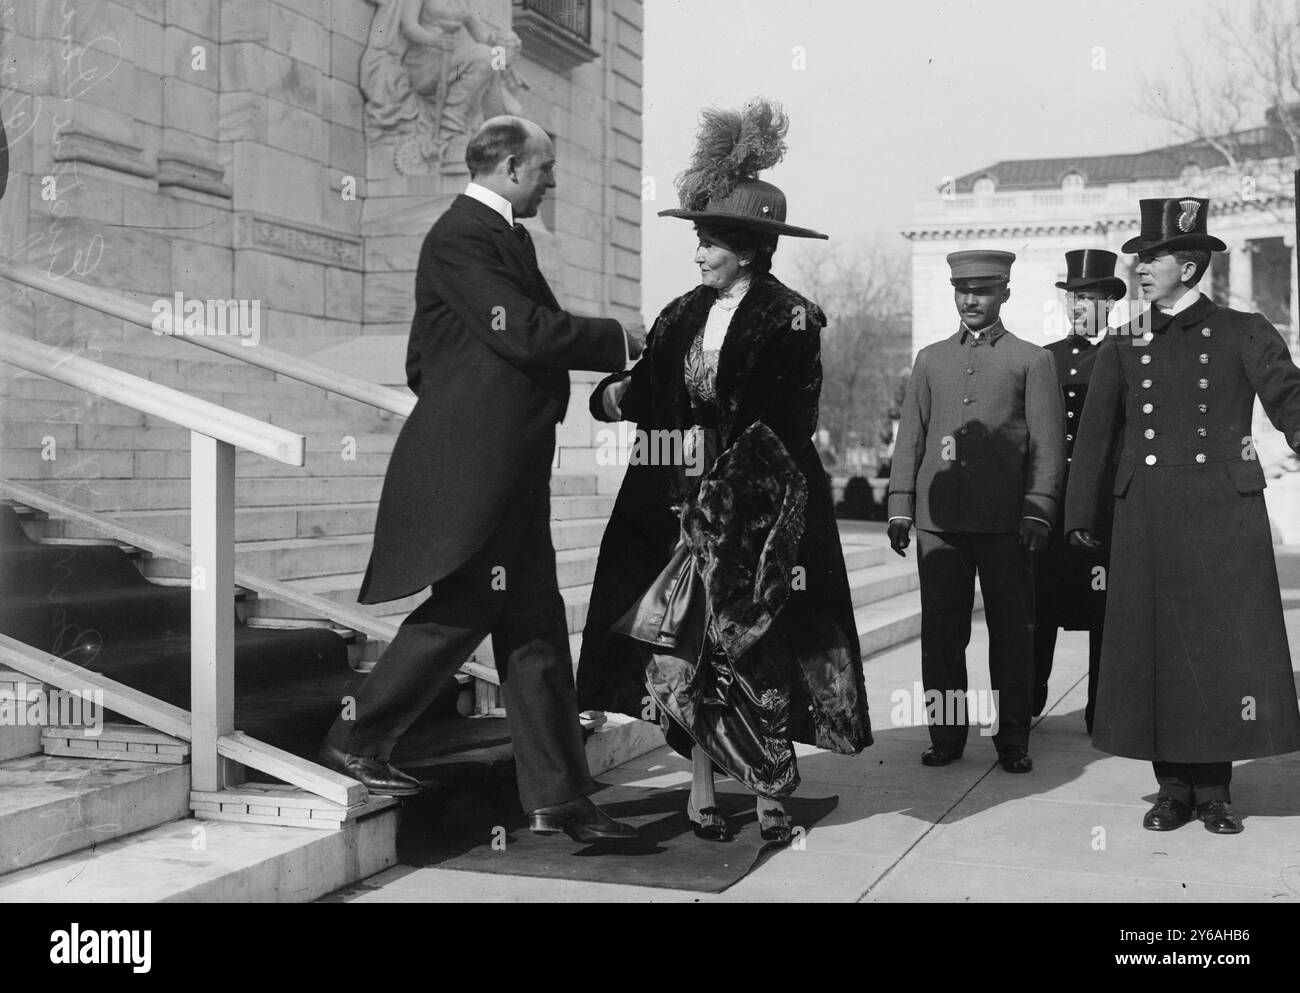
xmin=577 ymin=273 xmax=872 ymax=777
xmin=887 ymin=322 xmax=1067 ymax=532
xmin=358 ymin=195 xmax=627 ymax=604
xmin=1037 ymin=334 xmax=1113 ymax=631
xmin=1065 ymin=294 xmax=1300 ymax=761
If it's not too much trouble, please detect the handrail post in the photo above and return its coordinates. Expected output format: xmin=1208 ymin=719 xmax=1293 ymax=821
xmin=191 ymin=432 xmax=236 ymax=792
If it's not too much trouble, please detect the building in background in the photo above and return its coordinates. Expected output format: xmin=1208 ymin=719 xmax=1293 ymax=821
xmin=902 ymin=107 xmax=1300 ymax=540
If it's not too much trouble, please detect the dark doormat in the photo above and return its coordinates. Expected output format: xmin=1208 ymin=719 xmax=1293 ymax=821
xmin=396 ymin=782 xmax=840 ymax=894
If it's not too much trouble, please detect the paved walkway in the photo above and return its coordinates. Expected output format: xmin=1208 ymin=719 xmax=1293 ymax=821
xmin=336 ymin=606 xmax=1300 ymax=903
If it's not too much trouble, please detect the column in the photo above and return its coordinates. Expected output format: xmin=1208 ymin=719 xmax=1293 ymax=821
xmin=1229 ymin=240 xmax=1255 ymax=313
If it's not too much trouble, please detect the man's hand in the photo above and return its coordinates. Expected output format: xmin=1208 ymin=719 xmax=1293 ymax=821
xmin=1068 ymin=529 xmax=1102 ymax=551
xmin=624 ymin=322 xmax=647 ymax=360
xmin=602 ymin=378 xmax=631 ymax=420
xmin=888 ymin=519 xmax=912 ymax=557
xmin=1020 ymin=518 xmax=1050 ymax=552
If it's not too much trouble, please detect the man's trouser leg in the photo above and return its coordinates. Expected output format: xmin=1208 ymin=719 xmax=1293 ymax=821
xmin=1153 ymin=761 xmax=1232 ymax=806
xmin=917 ymin=530 xmax=976 ymax=751
xmin=973 ymin=532 xmax=1035 ymax=754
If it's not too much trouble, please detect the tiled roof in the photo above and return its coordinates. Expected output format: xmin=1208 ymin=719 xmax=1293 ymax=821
xmin=951 ymin=121 xmax=1296 ymax=193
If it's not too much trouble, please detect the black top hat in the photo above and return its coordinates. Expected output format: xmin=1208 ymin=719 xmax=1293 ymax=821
xmin=659 ymin=179 xmax=828 ymax=240
xmin=1055 ymin=249 xmax=1127 ymax=298
xmin=1121 ymin=197 xmax=1227 ymax=254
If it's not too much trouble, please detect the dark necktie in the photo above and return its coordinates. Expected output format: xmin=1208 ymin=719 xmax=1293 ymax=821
xmin=513 ymin=222 xmax=537 ymax=265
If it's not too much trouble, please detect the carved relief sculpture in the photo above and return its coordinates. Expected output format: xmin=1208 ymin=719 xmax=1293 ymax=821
xmin=362 ymin=0 xmax=527 ymax=176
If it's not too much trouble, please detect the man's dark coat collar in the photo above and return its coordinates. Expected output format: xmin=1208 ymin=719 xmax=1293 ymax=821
xmin=451 ymin=193 xmax=556 ymax=307
xmin=1147 ymin=294 xmax=1217 ymax=334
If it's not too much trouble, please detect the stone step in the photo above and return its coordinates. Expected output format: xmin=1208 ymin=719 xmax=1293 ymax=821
xmin=848 ymin=558 xmax=920 ymax=608
xmin=0 ymin=810 xmax=400 ymax=902
xmin=856 ymin=586 xmax=986 ymax=660
xmin=0 ymin=398 xmax=148 ymax=427
xmin=28 ymin=476 xmax=389 ymax=510
xmin=0 ymin=755 xmax=190 ymax=878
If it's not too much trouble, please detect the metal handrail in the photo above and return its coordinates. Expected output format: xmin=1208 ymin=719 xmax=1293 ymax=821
xmin=0 ymin=332 xmax=364 ymax=804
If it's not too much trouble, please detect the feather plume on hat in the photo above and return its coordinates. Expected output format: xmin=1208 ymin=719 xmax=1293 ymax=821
xmin=675 ymin=99 xmax=789 ymax=211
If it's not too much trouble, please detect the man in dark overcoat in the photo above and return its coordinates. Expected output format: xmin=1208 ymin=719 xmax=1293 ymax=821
xmin=1067 ymin=197 xmax=1300 ymax=834
xmin=318 ymin=116 xmax=642 ymax=843
xmin=1033 ymin=250 xmax=1126 ymax=731
xmin=888 ymin=251 xmax=1066 ymax=773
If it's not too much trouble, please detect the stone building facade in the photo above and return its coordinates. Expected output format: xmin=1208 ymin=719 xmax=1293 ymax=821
xmin=0 ymin=0 xmax=643 ymax=492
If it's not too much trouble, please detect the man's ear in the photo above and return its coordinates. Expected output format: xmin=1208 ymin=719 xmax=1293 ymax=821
xmin=1002 ymin=285 xmax=1012 ymax=303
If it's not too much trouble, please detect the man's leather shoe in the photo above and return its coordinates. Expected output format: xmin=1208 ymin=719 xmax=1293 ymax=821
xmin=529 ymin=796 xmax=640 ymax=843
xmin=921 ymin=744 xmax=964 ymax=766
xmin=317 ymin=743 xmax=422 ymax=797
xmin=998 ymin=748 xmax=1033 ymax=773
xmin=1142 ymin=796 xmax=1193 ymax=831
xmin=1197 ymin=800 xmax=1244 ymax=835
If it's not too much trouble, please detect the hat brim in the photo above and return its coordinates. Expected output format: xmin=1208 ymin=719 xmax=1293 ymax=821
xmin=658 ymin=208 xmax=829 ymax=240
xmin=1055 ymin=276 xmax=1128 ymax=298
xmin=950 ymin=276 xmax=1009 ymax=289
xmin=1120 ymin=233 xmax=1227 ymax=255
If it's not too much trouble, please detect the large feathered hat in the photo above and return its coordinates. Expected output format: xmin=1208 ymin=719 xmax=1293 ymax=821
xmin=658 ymin=99 xmax=828 ymax=240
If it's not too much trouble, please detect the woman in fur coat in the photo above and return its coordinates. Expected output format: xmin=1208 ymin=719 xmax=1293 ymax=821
xmin=576 ymin=101 xmax=871 ymax=844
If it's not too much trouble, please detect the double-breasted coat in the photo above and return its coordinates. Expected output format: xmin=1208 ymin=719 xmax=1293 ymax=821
xmin=1065 ymin=293 xmax=1300 ymax=761
xmin=1036 ymin=335 xmax=1112 ymax=631
xmin=358 ymin=195 xmax=627 ymax=605
xmin=576 ymin=274 xmax=871 ymax=793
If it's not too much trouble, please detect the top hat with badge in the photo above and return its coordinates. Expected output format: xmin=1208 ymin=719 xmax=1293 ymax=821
xmin=658 ymin=98 xmax=828 ymax=240
xmin=947 ymin=249 xmax=1016 ymax=288
xmin=1120 ymin=197 xmax=1227 ymax=254
xmin=1055 ymin=249 xmax=1127 ymax=299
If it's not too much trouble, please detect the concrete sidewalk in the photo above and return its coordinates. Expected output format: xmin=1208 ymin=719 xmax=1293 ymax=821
xmin=333 ymin=610 xmax=1300 ymax=903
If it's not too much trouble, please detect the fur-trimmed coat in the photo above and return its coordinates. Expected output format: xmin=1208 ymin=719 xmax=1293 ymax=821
xmin=577 ymin=273 xmax=872 ymax=786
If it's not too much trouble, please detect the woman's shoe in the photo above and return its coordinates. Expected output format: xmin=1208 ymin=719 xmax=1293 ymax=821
xmin=757 ymin=805 xmax=793 ymax=844
xmin=686 ymin=797 xmax=734 ymax=842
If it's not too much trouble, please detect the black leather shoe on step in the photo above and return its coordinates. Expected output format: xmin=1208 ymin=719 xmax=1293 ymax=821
xmin=1197 ymin=801 xmax=1244 ymax=835
xmin=921 ymin=744 xmax=964 ymax=767
xmin=317 ymin=743 xmax=422 ymax=797
xmin=529 ymin=796 xmax=640 ymax=843
xmin=998 ymin=748 xmax=1033 ymax=773
xmin=1142 ymin=796 xmax=1193 ymax=831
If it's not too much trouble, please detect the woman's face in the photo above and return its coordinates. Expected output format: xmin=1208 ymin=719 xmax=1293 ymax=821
xmin=694 ymin=229 xmax=748 ymax=291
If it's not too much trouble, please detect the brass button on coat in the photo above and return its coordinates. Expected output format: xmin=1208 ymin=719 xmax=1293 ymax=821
xmin=1146 ymin=455 xmax=1158 ymax=466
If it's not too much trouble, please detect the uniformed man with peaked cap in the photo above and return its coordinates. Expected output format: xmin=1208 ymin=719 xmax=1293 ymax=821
xmin=1033 ymin=250 xmax=1127 ymax=730
xmin=1067 ymin=197 xmax=1300 ymax=834
xmin=889 ymin=250 xmax=1066 ymax=773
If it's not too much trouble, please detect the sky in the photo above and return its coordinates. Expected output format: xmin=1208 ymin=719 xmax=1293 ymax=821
xmin=639 ymin=0 xmax=1235 ymax=320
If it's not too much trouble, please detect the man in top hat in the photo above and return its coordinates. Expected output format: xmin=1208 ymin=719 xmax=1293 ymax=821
xmin=1033 ymin=250 xmax=1127 ymax=731
xmin=1067 ymin=197 xmax=1300 ymax=834
xmin=888 ymin=250 xmax=1066 ymax=772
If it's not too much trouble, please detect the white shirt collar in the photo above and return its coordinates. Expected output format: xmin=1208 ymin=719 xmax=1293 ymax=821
xmin=464 ymin=182 xmax=515 ymax=226
xmin=1157 ymin=288 xmax=1201 ymax=316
